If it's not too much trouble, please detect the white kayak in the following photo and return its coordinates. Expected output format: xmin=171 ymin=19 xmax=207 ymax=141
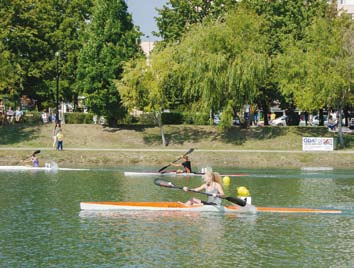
xmin=80 ymin=201 xmax=342 ymax=214
xmin=0 ymin=165 xmax=89 ymax=171
xmin=124 ymin=171 xmax=248 ymax=177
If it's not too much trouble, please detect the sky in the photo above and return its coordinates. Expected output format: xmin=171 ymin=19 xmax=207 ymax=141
xmin=125 ymin=0 xmax=167 ymax=41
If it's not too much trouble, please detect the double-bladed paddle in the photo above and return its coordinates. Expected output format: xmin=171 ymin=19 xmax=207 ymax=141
xmin=158 ymin=148 xmax=194 ymax=173
xmin=22 ymin=150 xmax=41 ymax=161
xmin=154 ymin=178 xmax=246 ymax=207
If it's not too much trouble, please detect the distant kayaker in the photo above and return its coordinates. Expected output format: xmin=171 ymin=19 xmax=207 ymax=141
xmin=171 ymin=155 xmax=192 ymax=173
xmin=23 ymin=153 xmax=39 ymax=167
xmin=183 ymin=172 xmax=225 ymax=206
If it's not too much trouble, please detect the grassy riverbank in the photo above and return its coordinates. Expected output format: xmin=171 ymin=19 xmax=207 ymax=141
xmin=0 ymin=123 xmax=353 ymax=169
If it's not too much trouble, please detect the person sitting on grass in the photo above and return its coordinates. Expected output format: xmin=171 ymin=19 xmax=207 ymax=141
xmin=15 ymin=107 xmax=23 ymax=123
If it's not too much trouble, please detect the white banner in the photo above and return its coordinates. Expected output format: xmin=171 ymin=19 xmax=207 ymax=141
xmin=302 ymin=137 xmax=334 ymax=151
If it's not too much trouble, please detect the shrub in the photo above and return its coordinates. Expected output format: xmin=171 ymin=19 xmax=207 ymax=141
xmin=162 ymin=112 xmax=183 ymax=124
xmin=64 ymin=112 xmax=94 ymax=124
xmin=138 ymin=113 xmax=156 ymax=125
xmin=23 ymin=111 xmax=42 ymax=124
xmin=182 ymin=112 xmax=209 ymax=125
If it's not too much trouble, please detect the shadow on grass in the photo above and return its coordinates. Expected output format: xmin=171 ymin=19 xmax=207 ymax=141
xmin=143 ymin=127 xmax=219 ymax=145
xmin=102 ymin=124 xmax=156 ymax=133
xmin=293 ymin=126 xmax=329 ymax=137
xmin=0 ymin=124 xmax=38 ymax=145
xmin=142 ymin=126 xmax=292 ymax=146
xmin=221 ymin=126 xmax=288 ymax=145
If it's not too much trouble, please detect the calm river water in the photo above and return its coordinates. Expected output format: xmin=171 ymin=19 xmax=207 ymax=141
xmin=0 ymin=168 xmax=353 ymax=267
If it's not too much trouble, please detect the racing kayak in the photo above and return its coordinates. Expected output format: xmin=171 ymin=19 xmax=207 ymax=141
xmin=124 ymin=171 xmax=248 ymax=177
xmin=0 ymin=165 xmax=89 ymax=171
xmin=80 ymin=202 xmax=341 ymax=214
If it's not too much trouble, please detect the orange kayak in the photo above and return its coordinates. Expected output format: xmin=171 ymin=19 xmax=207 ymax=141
xmin=80 ymin=202 xmax=341 ymax=214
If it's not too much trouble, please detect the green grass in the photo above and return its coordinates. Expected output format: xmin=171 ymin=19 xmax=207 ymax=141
xmin=0 ymin=123 xmax=353 ymax=169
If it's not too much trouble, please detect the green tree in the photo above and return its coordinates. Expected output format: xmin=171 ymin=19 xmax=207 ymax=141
xmin=76 ymin=0 xmax=141 ymax=127
xmin=155 ymin=0 xmax=238 ymax=43
xmin=0 ymin=0 xmax=93 ymax=110
xmin=0 ymin=41 xmax=23 ymax=100
xmin=117 ymin=45 xmax=176 ymax=145
xmin=49 ymin=0 xmax=93 ymax=109
xmin=171 ymin=8 xmax=269 ymax=128
xmin=0 ymin=0 xmax=53 ymax=104
xmin=242 ymin=0 xmax=331 ymax=125
xmin=276 ymin=14 xmax=353 ymax=147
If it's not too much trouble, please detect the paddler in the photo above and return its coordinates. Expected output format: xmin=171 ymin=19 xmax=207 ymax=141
xmin=171 ymin=155 xmax=192 ymax=173
xmin=23 ymin=153 xmax=40 ymax=167
xmin=183 ymin=172 xmax=225 ymax=205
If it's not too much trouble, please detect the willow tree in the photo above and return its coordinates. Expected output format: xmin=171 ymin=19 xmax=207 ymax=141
xmin=171 ymin=8 xmax=269 ymax=128
xmin=116 ymin=46 xmax=176 ymax=146
xmin=275 ymin=14 xmax=353 ymax=147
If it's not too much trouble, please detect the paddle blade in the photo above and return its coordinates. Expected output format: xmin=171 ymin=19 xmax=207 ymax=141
xmin=154 ymin=178 xmax=175 ymax=188
xmin=225 ymin=196 xmax=247 ymax=207
xmin=158 ymin=165 xmax=170 ymax=173
xmin=184 ymin=148 xmax=194 ymax=156
xmin=33 ymin=150 xmax=41 ymax=155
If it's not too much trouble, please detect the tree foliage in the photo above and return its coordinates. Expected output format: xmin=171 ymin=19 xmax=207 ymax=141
xmin=241 ymin=0 xmax=332 ymax=124
xmin=275 ymin=14 xmax=353 ymax=145
xmin=76 ymin=0 xmax=141 ymax=126
xmin=117 ymin=46 xmax=176 ymax=145
xmin=171 ymin=8 xmax=269 ymax=127
xmin=119 ymin=7 xmax=269 ymax=135
xmin=155 ymin=0 xmax=238 ymax=42
xmin=0 ymin=0 xmax=93 ymax=109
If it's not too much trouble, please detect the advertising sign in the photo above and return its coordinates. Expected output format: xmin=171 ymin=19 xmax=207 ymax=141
xmin=302 ymin=137 xmax=334 ymax=151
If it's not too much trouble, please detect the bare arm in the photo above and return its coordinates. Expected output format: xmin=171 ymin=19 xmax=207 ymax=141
xmin=183 ymin=184 xmax=206 ymax=192
xmin=216 ymin=183 xmax=225 ymax=197
xmin=192 ymin=184 xmax=206 ymax=192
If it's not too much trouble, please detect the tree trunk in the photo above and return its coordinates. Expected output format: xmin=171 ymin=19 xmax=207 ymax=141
xmin=108 ymin=117 xmax=117 ymax=128
xmin=154 ymin=111 xmax=166 ymax=146
xmin=319 ymin=109 xmax=324 ymax=126
xmin=337 ymin=108 xmax=344 ymax=148
xmin=261 ymin=101 xmax=269 ymax=125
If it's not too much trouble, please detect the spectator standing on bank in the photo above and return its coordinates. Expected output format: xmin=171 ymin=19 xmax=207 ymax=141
xmin=56 ymin=129 xmax=64 ymax=151
xmin=53 ymin=123 xmax=61 ymax=149
xmin=41 ymin=111 xmax=48 ymax=123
